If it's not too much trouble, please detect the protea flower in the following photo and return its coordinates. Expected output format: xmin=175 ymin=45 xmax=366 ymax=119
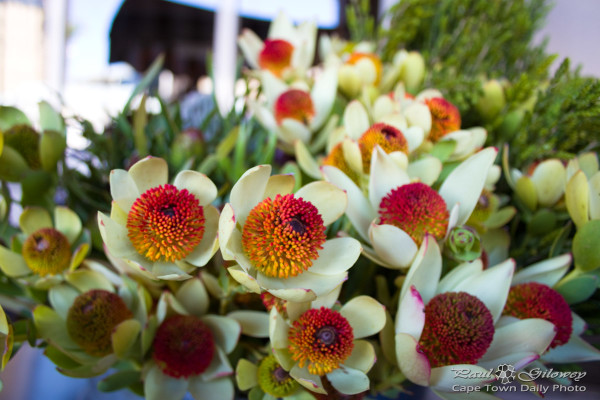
xmin=98 ymin=156 xmax=219 ymax=280
xmin=219 ymin=165 xmax=361 ymax=302
xmin=395 ymin=237 xmax=556 ymax=399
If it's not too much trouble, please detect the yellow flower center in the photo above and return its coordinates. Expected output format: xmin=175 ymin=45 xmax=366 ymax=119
xmin=257 ymin=355 xmax=299 ymax=397
xmin=126 ymin=184 xmax=205 ymax=262
xmin=242 ymin=194 xmax=326 ymax=278
xmin=22 ymin=227 xmax=71 ymax=276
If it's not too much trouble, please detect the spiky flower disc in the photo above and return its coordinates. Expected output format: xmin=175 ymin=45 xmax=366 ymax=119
xmin=418 ymin=292 xmax=495 ymax=368
xmin=66 ymin=289 xmax=133 ymax=357
xmin=274 ymin=90 xmax=315 ymax=125
xmin=22 ymin=227 xmax=71 ymax=276
xmin=153 ymin=315 xmax=216 ymax=378
xmin=261 ymin=292 xmax=287 ymax=313
xmin=242 ymin=194 xmax=326 ymax=278
xmin=425 ymin=97 xmax=461 ymax=142
xmin=259 ymin=39 xmax=294 ymax=77
xmin=358 ymin=123 xmax=408 ymax=173
xmin=288 ymin=307 xmax=354 ymax=375
xmin=126 ymin=184 xmax=205 ymax=262
xmin=503 ymin=282 xmax=573 ymax=349
xmin=378 ymin=182 xmax=449 ymax=245
xmin=257 ymin=355 xmax=299 ymax=397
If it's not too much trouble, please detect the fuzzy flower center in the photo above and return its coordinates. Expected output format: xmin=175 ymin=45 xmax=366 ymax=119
xmin=153 ymin=315 xmax=215 ymax=378
xmin=419 ymin=292 xmax=495 ymax=368
xmin=126 ymin=184 xmax=205 ymax=262
xmin=257 ymin=355 xmax=299 ymax=397
xmin=503 ymin=282 xmax=573 ymax=349
xmin=425 ymin=97 xmax=461 ymax=142
xmin=259 ymin=39 xmax=294 ymax=77
xmin=359 ymin=123 xmax=408 ymax=173
xmin=378 ymin=182 xmax=449 ymax=245
xmin=242 ymin=194 xmax=326 ymax=278
xmin=288 ymin=307 xmax=354 ymax=375
xmin=274 ymin=89 xmax=315 ymax=125
xmin=22 ymin=227 xmax=71 ymax=276
xmin=261 ymin=292 xmax=287 ymax=314
xmin=66 ymin=289 xmax=133 ymax=357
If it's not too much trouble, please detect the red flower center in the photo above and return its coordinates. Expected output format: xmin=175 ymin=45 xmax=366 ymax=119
xmin=259 ymin=39 xmax=294 ymax=77
xmin=242 ymin=194 xmax=326 ymax=278
xmin=153 ymin=315 xmax=215 ymax=378
xmin=126 ymin=184 xmax=205 ymax=262
xmin=419 ymin=292 xmax=495 ymax=368
xmin=378 ymin=182 xmax=449 ymax=245
xmin=424 ymin=97 xmax=461 ymax=142
xmin=274 ymin=89 xmax=315 ymax=125
xmin=503 ymin=282 xmax=573 ymax=349
xmin=288 ymin=307 xmax=354 ymax=375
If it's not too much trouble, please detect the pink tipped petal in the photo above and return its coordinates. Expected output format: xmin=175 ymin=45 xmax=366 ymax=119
xmin=201 ymin=346 xmax=234 ymax=381
xmin=290 ymin=365 xmax=326 ymax=394
xmin=395 ymin=286 xmax=425 ymax=339
xmin=407 ymin=156 xmax=442 ymax=185
xmin=144 ymin=365 xmax=187 ymax=400
xmin=430 ymin=365 xmax=494 ymax=391
xmin=401 ymin=236 xmax=442 ymax=304
xmin=543 ymin=335 xmax=600 ymax=363
xmin=340 ymin=296 xmax=386 ymax=339
xmin=512 ymin=253 xmax=571 ymax=287
xmin=369 ymin=146 xmax=410 ymax=211
xmin=395 ymin=332 xmax=431 ymax=386
xmin=446 ymin=203 xmax=460 ymax=234
xmin=257 ymin=270 xmax=345 ymax=301
xmin=295 ymin=181 xmax=348 ymax=226
xmin=97 ymin=212 xmax=136 ymax=258
xmin=183 ymin=205 xmax=219 ymax=266
xmin=439 ymin=147 xmax=498 ymax=226
xmin=189 ymin=377 xmax=234 ymax=400
xmin=436 ymin=259 xmax=484 ymax=294
xmin=480 ymin=318 xmax=555 ymax=361
xmin=326 ymin=365 xmax=370 ymax=395
xmin=128 ymin=157 xmax=168 ymax=194
xmin=454 ymin=258 xmax=514 ymax=323
xmin=269 ymin=308 xmax=290 ymax=350
xmin=218 ymin=204 xmax=236 ymax=261
xmin=572 ymin=312 xmax=587 ymax=336
xmin=227 ymin=265 xmax=261 ymax=294
xmin=321 ymin=165 xmax=373 ymax=241
xmin=173 ymin=170 xmax=218 ymax=206
xmin=343 ymin=340 xmax=376 ymax=373
xmin=342 ymin=139 xmax=363 ymax=175
xmin=230 ymin=165 xmax=271 ymax=227
xmin=311 ymin=283 xmax=342 ymax=310
xmin=308 ymin=237 xmax=361 ymax=275
xmin=369 ymin=223 xmax=418 ymax=269
xmin=343 ymin=100 xmax=370 ymax=140
xmin=109 ymin=169 xmax=138 ymax=212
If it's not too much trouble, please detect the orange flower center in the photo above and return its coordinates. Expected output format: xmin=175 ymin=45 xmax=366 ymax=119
xmin=242 ymin=194 xmax=326 ymax=278
xmin=359 ymin=123 xmax=408 ymax=173
xmin=419 ymin=291 xmax=495 ymax=368
xmin=259 ymin=39 xmax=294 ymax=77
xmin=289 ymin=307 xmax=354 ymax=375
xmin=274 ymin=89 xmax=315 ymax=125
xmin=425 ymin=97 xmax=461 ymax=141
xmin=378 ymin=182 xmax=449 ymax=245
xmin=126 ymin=184 xmax=205 ymax=262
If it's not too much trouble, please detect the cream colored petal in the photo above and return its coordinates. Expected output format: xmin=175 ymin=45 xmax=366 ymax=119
xmin=227 ymin=265 xmax=261 ymax=294
xmin=48 ymin=284 xmax=80 ymax=320
xmin=65 ymin=269 xmax=114 ymax=293
xmin=235 ymin=359 xmax=258 ymax=391
xmin=589 ymin=171 xmax=600 ymax=219
xmin=481 ymin=318 xmax=555 ymax=361
xmin=311 ymin=283 xmax=342 ymax=309
xmin=128 ymin=157 xmax=168 ymax=194
xmin=260 ymin=71 xmax=288 ymax=105
xmin=0 ymin=246 xmax=31 ymax=277
xmin=395 ymin=332 xmax=430 ymax=386
xmin=439 ymin=147 xmax=498 ymax=226
xmin=238 ymin=29 xmax=263 ymax=69
xmin=572 ymin=312 xmax=587 ymax=336
xmin=566 ymin=170 xmax=589 ymax=228
xmin=54 ymin=206 xmax=82 ymax=244
xmin=326 ymin=365 xmax=369 ymax=395
xmin=407 ymin=156 xmax=442 ymax=185
xmin=308 ymin=237 xmax=361 ymax=275
xmin=543 ymin=335 xmax=600 ymax=363
xmin=176 ymin=277 xmax=209 ymax=317
xmin=340 ymin=296 xmax=385 ymax=339
xmin=343 ymin=100 xmax=370 ymax=140
xmin=512 ymin=253 xmax=571 ymax=287
xmin=286 ymin=301 xmax=312 ymax=322
xmin=344 ymin=340 xmax=376 ymax=373
xmin=400 ymin=236 xmax=442 ymax=304
xmin=226 ymin=310 xmax=269 ymax=338
xmin=202 ymin=315 xmax=240 ymax=354
xmin=144 ymin=365 xmax=188 ymax=400
xmin=295 ymin=181 xmax=347 ymax=226
xmin=97 ymin=212 xmax=137 ymax=258
xmin=183 ymin=204 xmax=219 ymax=267
xmin=404 ymin=102 xmax=431 ymax=136
xmin=342 ymin=139 xmax=363 ymax=175
xmin=201 ymin=346 xmax=234 ymax=381
xmin=403 ymin=125 xmax=425 ymax=153
xmin=321 ymin=166 xmax=374 ymax=241
xmin=437 ymin=259 xmax=483 ymax=294
xmin=189 ymin=377 xmax=234 ymax=400
xmin=258 ymin=270 xmax=346 ymax=301
xmin=310 ymin=65 xmax=338 ymax=131
xmin=273 ymin=348 xmax=295 ymax=371
xmin=430 ymin=364 xmax=494 ymax=391
xmin=369 ymin=146 xmax=410 ymax=211
xmin=230 ymin=165 xmax=271 ymax=227
xmin=269 ymin=308 xmax=290 ymax=350
xmin=369 ymin=223 xmax=418 ymax=269
xmin=218 ymin=204 xmax=236 ymax=261
xmin=290 ymin=365 xmax=326 ymax=394
xmin=152 ymin=262 xmax=192 ymax=281
xmin=395 ymin=285 xmax=425 ymax=339
xmin=109 ymin=169 xmax=138 ymax=212
xmin=280 ymin=119 xmax=311 ymax=144
xmin=173 ymin=170 xmax=217 ymax=206
xmin=266 ymin=287 xmax=317 ymax=303
xmin=531 ymin=159 xmax=566 ymax=207
xmin=263 ymin=174 xmax=296 ymax=200
xmin=252 ymin=103 xmax=278 ymax=132
xmin=295 ymin=140 xmax=323 ymax=180
xmin=19 ymin=207 xmax=52 ymax=235
xmin=478 ymin=352 xmax=540 ymax=371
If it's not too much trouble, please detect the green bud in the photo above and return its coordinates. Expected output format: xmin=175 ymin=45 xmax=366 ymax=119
xmin=400 ymin=51 xmax=425 ymax=93
xmin=446 ymin=226 xmax=482 ymax=262
xmin=476 ymin=80 xmax=506 ymax=121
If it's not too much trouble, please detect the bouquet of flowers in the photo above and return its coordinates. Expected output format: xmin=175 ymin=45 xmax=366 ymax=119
xmin=1 ymin=1 xmax=600 ymax=399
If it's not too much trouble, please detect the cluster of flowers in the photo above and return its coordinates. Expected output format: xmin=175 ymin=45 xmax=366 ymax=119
xmin=0 ymin=12 xmax=599 ymax=400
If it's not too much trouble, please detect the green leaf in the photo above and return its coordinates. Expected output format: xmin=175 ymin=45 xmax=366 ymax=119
xmin=40 ymin=130 xmax=67 ymax=171
xmin=0 ymin=146 xmax=30 ymax=181
xmin=555 ymin=272 xmax=598 ymax=304
xmin=430 ymin=140 xmax=456 ymax=162
xmin=44 ymin=345 xmax=82 ymax=370
xmin=38 ymin=101 xmax=65 ymax=135
xmin=123 ymin=54 xmax=164 ymax=114
xmin=573 ymin=220 xmax=600 ymax=272
xmin=97 ymin=370 xmax=141 ymax=393
xmin=133 ymin=95 xmax=149 ymax=157
xmin=0 ymin=106 xmax=31 ymax=131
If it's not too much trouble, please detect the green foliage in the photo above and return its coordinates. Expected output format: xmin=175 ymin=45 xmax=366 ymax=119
xmin=345 ymin=0 xmax=376 ymax=42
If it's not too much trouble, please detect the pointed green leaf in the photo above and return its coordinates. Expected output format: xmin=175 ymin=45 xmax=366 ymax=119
xmin=97 ymin=370 xmax=141 ymax=393
xmin=39 ymin=101 xmax=65 ymax=135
